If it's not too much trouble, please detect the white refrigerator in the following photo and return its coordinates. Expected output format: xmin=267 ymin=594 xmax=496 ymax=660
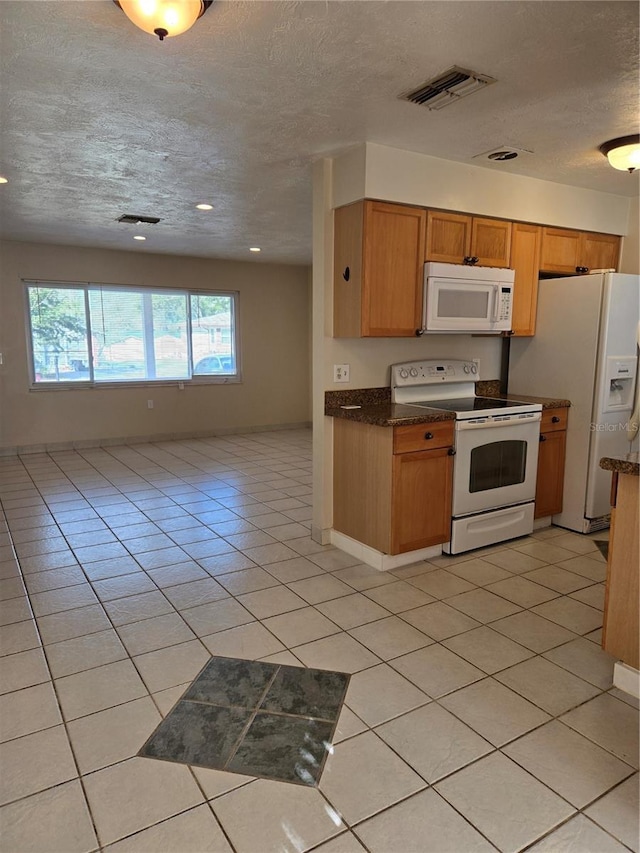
xmin=509 ymin=272 xmax=640 ymax=533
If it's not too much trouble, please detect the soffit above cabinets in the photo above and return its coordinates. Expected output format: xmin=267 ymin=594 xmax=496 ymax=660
xmin=0 ymin=0 xmax=638 ymax=263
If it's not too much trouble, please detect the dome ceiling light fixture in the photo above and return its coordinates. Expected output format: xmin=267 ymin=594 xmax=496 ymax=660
xmin=113 ymin=0 xmax=213 ymax=41
xmin=599 ymin=134 xmax=640 ymax=173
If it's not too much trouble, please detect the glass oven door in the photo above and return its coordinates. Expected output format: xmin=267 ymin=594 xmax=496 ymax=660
xmin=452 ymin=414 xmax=541 ymax=516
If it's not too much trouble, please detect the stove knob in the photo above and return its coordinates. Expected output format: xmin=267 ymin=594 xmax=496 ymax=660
xmin=471 ymin=363 xmax=478 ymax=374
xmin=463 ymin=365 xmax=470 ymax=374
xmin=399 ymin=369 xmax=409 ymax=379
xmin=410 ymin=368 xmax=418 ymax=377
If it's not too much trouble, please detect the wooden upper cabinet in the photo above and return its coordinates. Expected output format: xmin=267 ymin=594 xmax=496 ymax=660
xmin=471 ymin=217 xmax=512 ymax=268
xmin=425 ymin=211 xmax=511 ymax=267
xmin=425 ymin=211 xmax=471 ymax=263
xmin=581 ymin=231 xmax=620 ymax=272
xmin=510 ymin=223 xmax=542 ymax=337
xmin=333 ymin=200 xmax=426 ymax=338
xmin=541 ymin=227 xmax=621 ymax=274
xmin=540 ymin=228 xmax=581 ymax=273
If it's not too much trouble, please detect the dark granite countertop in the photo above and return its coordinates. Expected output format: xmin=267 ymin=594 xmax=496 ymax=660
xmin=600 ymin=452 xmax=639 ymax=476
xmin=325 ymin=402 xmax=455 ymax=427
xmin=325 ymin=384 xmax=569 ymax=427
xmin=500 ymin=393 xmax=571 ymax=410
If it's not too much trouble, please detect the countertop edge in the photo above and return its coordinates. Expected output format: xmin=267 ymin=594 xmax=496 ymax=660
xmin=325 ymin=405 xmax=456 ymax=427
xmin=599 ymin=456 xmax=640 ymax=476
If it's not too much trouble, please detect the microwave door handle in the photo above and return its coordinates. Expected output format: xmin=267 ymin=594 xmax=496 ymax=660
xmin=491 ymin=285 xmax=500 ymax=322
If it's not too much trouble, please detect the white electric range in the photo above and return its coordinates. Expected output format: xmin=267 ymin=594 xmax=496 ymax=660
xmin=392 ymin=359 xmax=542 ymax=554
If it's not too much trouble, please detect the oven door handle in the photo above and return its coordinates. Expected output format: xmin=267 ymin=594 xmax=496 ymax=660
xmin=455 ymin=413 xmax=542 ymax=430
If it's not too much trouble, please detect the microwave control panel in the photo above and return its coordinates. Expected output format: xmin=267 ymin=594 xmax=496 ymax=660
xmin=498 ymin=287 xmax=512 ymax=322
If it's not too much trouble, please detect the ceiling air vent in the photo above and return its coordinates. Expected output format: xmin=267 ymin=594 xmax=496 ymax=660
xmin=400 ymin=66 xmax=496 ymax=111
xmin=473 ymin=145 xmax=534 ymax=163
xmin=117 ymin=214 xmax=161 ymax=225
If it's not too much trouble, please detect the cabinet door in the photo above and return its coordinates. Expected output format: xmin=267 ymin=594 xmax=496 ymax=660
xmin=534 ymin=430 xmax=566 ymax=518
xmin=540 ymin=228 xmax=581 ymax=273
xmin=581 ymin=232 xmax=620 ymax=272
xmin=362 ymin=201 xmax=426 ymax=336
xmin=510 ymin=223 xmax=541 ymax=336
xmin=391 ymin=447 xmax=453 ymax=553
xmin=425 ymin=211 xmax=471 ymax=263
xmin=333 ymin=202 xmax=364 ymax=338
xmin=471 ymin=217 xmax=512 ymax=268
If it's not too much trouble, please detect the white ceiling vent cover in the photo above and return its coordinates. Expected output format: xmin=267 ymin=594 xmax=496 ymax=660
xmin=473 ymin=145 xmax=534 ymax=162
xmin=400 ymin=66 xmax=496 ymax=111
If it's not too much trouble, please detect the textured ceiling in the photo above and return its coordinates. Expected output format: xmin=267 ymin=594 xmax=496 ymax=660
xmin=0 ymin=0 xmax=638 ymax=264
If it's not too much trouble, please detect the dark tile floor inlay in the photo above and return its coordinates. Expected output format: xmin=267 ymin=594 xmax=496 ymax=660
xmin=139 ymin=655 xmax=350 ymax=786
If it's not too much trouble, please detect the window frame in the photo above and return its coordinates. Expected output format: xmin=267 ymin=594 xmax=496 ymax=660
xmin=24 ymin=279 xmax=241 ymax=390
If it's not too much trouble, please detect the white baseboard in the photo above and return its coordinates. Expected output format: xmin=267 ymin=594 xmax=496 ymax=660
xmin=0 ymin=421 xmax=312 ymax=457
xmin=613 ymin=662 xmax=640 ymax=700
xmin=330 ymin=529 xmax=441 ymax=572
xmin=533 ymin=516 xmax=552 ymax=530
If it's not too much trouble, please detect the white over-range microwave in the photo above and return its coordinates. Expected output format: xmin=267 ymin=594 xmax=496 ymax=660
xmin=419 ymin=262 xmax=515 ymax=334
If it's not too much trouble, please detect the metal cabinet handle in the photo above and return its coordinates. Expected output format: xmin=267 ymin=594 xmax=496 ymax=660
xmin=463 ymin=256 xmax=479 ymax=265
xmin=424 ymin=432 xmax=434 ymax=440
xmin=576 ymin=266 xmax=589 ymax=274
xmin=343 ymin=266 xmax=350 ymax=281
xmin=551 ymin=416 xmax=560 ymax=423
xmin=447 ymin=447 xmax=456 ymax=456
xmin=540 ymin=434 xmax=547 ymax=442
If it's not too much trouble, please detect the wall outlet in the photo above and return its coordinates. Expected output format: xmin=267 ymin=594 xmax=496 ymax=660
xmin=147 ymin=399 xmax=154 ymax=409
xmin=334 ymin=364 xmax=350 ymax=383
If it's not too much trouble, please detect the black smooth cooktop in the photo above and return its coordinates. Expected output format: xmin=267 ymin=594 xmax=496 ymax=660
xmin=408 ymin=396 xmax=528 ymax=413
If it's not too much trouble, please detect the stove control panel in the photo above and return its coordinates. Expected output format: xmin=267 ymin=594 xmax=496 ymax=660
xmin=392 ymin=359 xmax=479 ymax=387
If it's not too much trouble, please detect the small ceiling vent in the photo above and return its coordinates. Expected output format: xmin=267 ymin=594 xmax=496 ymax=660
xmin=400 ymin=66 xmax=496 ymax=111
xmin=473 ymin=145 xmax=534 ymax=162
xmin=117 ymin=214 xmax=161 ymax=225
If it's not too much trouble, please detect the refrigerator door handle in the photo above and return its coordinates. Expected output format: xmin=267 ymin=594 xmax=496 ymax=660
xmin=627 ymin=322 xmax=640 ymax=443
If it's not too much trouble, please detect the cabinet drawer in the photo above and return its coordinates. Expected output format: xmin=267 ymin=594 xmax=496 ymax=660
xmin=540 ymin=407 xmax=568 ymax=432
xmin=393 ymin=421 xmax=454 ymax=454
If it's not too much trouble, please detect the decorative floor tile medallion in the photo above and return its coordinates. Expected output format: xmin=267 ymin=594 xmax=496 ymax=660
xmin=140 ymin=656 xmax=350 ymax=786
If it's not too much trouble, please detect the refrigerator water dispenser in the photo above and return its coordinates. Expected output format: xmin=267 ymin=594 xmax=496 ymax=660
xmin=603 ymin=356 xmax=637 ymax=412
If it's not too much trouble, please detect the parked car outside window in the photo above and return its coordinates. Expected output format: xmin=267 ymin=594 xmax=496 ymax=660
xmin=193 ymin=355 xmax=225 ymax=376
xmin=193 ymin=355 xmax=234 ymax=375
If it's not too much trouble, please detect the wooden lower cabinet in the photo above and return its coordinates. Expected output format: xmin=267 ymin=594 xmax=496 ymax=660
xmin=602 ymin=472 xmax=639 ymax=669
xmin=534 ymin=409 xmax=567 ymax=518
xmin=392 ymin=447 xmax=453 ymax=553
xmin=333 ymin=418 xmax=454 ymax=555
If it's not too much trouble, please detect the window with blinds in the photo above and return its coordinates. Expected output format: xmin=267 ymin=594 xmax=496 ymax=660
xmin=25 ymin=282 xmax=238 ymax=385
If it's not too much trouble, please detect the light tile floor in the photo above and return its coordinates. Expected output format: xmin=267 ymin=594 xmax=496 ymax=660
xmin=0 ymin=429 xmax=638 ymax=853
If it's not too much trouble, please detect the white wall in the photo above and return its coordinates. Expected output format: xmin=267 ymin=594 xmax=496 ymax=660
xmin=313 ymin=144 xmax=637 ymax=541
xmin=0 ymin=241 xmax=311 ymax=451
xmin=619 ymin=198 xmax=640 ymax=274
xmin=362 ymin=143 xmax=631 ymax=235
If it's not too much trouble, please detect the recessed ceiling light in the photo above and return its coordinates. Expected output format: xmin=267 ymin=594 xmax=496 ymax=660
xmin=196 ymin=203 xmax=213 ymax=211
xmin=133 ymin=235 xmax=146 ymax=241
xmin=0 ymin=176 xmax=8 ymax=184
xmin=249 ymin=247 xmax=261 ymax=253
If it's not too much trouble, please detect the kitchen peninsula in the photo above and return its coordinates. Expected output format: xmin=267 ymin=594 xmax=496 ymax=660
xmin=599 ymin=452 xmax=639 ymax=679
